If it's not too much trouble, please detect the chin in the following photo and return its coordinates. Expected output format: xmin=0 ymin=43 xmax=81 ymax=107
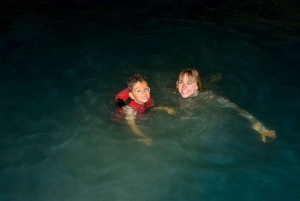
xmin=180 ymin=93 xmax=190 ymax=98
xmin=138 ymin=99 xmax=148 ymax=104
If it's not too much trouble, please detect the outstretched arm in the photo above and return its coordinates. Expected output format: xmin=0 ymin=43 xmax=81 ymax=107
xmin=126 ymin=119 xmax=152 ymax=146
xmin=152 ymin=106 xmax=176 ymax=115
xmin=123 ymin=106 xmax=152 ymax=146
xmin=237 ymin=107 xmax=276 ymax=142
xmin=218 ymin=98 xmax=276 ymax=142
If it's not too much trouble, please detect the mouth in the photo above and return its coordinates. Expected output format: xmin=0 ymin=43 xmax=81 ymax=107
xmin=141 ymin=96 xmax=149 ymax=100
xmin=181 ymin=90 xmax=189 ymax=94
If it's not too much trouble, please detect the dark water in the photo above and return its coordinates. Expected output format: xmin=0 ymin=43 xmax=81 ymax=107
xmin=1 ymin=1 xmax=300 ymax=201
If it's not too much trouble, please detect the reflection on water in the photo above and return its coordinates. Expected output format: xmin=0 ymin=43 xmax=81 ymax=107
xmin=0 ymin=1 xmax=300 ymax=201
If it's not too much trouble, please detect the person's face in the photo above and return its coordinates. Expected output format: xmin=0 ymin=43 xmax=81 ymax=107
xmin=177 ymin=74 xmax=198 ymax=98
xmin=129 ymin=81 xmax=150 ymax=104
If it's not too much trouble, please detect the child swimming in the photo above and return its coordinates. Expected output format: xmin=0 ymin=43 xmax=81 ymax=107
xmin=115 ymin=74 xmax=175 ymax=145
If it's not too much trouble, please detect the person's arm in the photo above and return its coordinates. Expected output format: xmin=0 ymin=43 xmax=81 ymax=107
xmin=122 ymin=106 xmax=152 ymax=146
xmin=217 ymin=97 xmax=276 ymax=142
xmin=152 ymin=106 xmax=176 ymax=115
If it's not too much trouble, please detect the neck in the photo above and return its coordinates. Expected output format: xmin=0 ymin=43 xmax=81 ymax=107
xmin=191 ymin=90 xmax=199 ymax=97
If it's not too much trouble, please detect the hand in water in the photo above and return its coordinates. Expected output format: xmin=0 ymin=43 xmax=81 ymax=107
xmin=166 ymin=108 xmax=176 ymax=115
xmin=253 ymin=122 xmax=277 ymax=142
xmin=136 ymin=137 xmax=152 ymax=146
xmin=143 ymin=137 xmax=152 ymax=146
xmin=260 ymin=129 xmax=276 ymax=142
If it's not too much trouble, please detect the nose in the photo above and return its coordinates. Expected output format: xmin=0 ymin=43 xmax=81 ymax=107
xmin=182 ymin=83 xmax=187 ymax=90
xmin=141 ymin=89 xmax=146 ymax=94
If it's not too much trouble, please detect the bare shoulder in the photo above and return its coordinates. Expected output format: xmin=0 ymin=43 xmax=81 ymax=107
xmin=200 ymin=91 xmax=237 ymax=108
xmin=199 ymin=90 xmax=218 ymax=99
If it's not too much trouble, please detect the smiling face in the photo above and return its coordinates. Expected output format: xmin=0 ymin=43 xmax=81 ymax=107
xmin=129 ymin=81 xmax=150 ymax=105
xmin=177 ymin=74 xmax=198 ymax=98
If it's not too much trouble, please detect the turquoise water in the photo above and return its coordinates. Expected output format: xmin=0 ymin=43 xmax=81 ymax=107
xmin=1 ymin=1 xmax=300 ymax=201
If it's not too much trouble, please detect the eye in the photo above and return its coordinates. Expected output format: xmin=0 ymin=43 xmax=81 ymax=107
xmin=137 ymin=90 xmax=141 ymax=93
xmin=145 ymin=88 xmax=149 ymax=91
xmin=178 ymin=81 xmax=183 ymax=84
xmin=187 ymin=82 xmax=192 ymax=85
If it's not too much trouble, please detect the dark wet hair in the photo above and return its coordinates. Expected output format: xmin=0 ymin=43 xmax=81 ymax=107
xmin=127 ymin=74 xmax=147 ymax=91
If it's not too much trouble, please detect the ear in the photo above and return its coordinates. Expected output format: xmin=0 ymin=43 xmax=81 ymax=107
xmin=129 ymin=92 xmax=135 ymax=100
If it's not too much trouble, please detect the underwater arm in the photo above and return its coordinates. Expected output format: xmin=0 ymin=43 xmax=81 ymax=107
xmin=218 ymin=98 xmax=276 ymax=142
xmin=123 ymin=106 xmax=152 ymax=146
xmin=233 ymin=106 xmax=276 ymax=142
xmin=152 ymin=106 xmax=176 ymax=115
xmin=126 ymin=119 xmax=152 ymax=146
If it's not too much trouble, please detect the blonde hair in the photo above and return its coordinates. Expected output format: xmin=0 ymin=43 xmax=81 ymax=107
xmin=175 ymin=69 xmax=205 ymax=92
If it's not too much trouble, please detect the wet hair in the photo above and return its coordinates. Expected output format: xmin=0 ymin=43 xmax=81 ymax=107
xmin=127 ymin=74 xmax=147 ymax=91
xmin=175 ymin=69 xmax=206 ymax=92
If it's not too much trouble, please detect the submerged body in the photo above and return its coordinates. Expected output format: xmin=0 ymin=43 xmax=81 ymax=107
xmin=115 ymin=74 xmax=175 ymax=145
xmin=175 ymin=69 xmax=276 ymax=142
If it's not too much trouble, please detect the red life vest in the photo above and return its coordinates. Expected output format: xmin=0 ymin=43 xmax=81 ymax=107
xmin=115 ymin=88 xmax=152 ymax=115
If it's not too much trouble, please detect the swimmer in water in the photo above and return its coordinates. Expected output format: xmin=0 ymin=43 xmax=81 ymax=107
xmin=174 ymin=69 xmax=276 ymax=142
xmin=115 ymin=74 xmax=175 ymax=145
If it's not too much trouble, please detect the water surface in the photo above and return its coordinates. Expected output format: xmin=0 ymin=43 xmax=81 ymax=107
xmin=1 ymin=1 xmax=300 ymax=201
